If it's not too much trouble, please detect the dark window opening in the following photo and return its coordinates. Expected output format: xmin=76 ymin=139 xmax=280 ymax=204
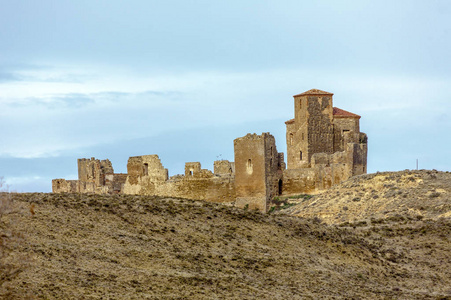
xmin=189 ymin=170 xmax=193 ymax=176
xmin=278 ymin=179 xmax=283 ymax=195
xmin=300 ymin=151 xmax=303 ymax=160
xmin=144 ymin=163 xmax=149 ymax=176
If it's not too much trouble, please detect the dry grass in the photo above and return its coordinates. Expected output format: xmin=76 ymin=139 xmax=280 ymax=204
xmin=283 ymin=170 xmax=451 ymax=224
xmin=0 ymin=177 xmax=29 ymax=299
xmin=3 ymin=190 xmax=451 ymax=299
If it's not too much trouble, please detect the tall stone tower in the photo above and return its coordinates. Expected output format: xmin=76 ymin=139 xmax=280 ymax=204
xmin=285 ymin=89 xmax=334 ymax=169
xmin=234 ymin=133 xmax=283 ymax=212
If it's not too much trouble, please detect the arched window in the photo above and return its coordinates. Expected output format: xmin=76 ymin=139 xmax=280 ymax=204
xmin=289 ymin=133 xmax=293 ymax=145
xmin=246 ymin=159 xmax=253 ymax=174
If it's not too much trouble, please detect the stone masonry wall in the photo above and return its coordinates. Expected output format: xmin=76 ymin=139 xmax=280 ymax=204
xmin=123 ymin=157 xmax=235 ymax=203
xmin=234 ymin=133 xmax=283 ymax=212
xmin=214 ymin=160 xmax=235 ymax=176
xmin=307 ymin=96 xmax=334 ymax=161
xmin=333 ymin=118 xmax=360 ymax=152
xmin=52 ymin=88 xmax=368 ymax=213
xmin=234 ymin=134 xmax=268 ymax=212
xmin=52 ymin=179 xmax=79 ymax=193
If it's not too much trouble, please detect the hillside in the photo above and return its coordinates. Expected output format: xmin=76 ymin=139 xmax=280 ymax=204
xmin=282 ymin=170 xmax=451 ymax=224
xmin=0 ymin=188 xmax=450 ymax=299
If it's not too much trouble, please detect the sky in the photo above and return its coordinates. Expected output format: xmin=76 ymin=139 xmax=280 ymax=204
xmin=0 ymin=0 xmax=450 ymax=192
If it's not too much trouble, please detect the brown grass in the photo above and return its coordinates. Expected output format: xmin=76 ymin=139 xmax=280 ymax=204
xmin=3 ymin=191 xmax=450 ymax=299
xmin=0 ymin=178 xmax=29 ymax=299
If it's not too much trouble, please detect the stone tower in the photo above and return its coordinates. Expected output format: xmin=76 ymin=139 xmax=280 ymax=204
xmin=285 ymin=89 xmax=334 ymax=169
xmin=234 ymin=133 xmax=283 ymax=212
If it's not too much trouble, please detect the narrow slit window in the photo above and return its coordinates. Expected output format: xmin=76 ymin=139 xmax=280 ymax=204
xmin=278 ymin=179 xmax=283 ymax=195
xmin=300 ymin=151 xmax=303 ymax=161
xmin=246 ymin=159 xmax=253 ymax=174
xmin=144 ymin=163 xmax=149 ymax=176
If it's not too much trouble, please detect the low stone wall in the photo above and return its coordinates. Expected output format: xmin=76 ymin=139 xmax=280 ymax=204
xmin=52 ymin=179 xmax=79 ymax=193
xmin=123 ymin=175 xmax=236 ymax=203
xmin=282 ymin=161 xmax=350 ymax=196
xmin=282 ymin=169 xmax=317 ymax=195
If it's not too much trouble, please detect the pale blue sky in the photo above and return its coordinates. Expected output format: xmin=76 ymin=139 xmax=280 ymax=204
xmin=1 ymin=0 xmax=450 ymax=192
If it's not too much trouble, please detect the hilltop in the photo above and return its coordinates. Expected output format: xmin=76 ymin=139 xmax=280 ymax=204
xmin=281 ymin=169 xmax=451 ymax=224
xmin=0 ymin=185 xmax=450 ymax=299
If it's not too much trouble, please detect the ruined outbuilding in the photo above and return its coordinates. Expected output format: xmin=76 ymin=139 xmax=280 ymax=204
xmin=53 ymin=89 xmax=368 ymax=212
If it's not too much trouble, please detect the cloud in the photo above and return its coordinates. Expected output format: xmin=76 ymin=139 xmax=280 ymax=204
xmin=2 ymin=175 xmax=51 ymax=193
xmin=0 ymin=71 xmax=23 ymax=82
xmin=0 ymin=66 xmax=450 ymax=178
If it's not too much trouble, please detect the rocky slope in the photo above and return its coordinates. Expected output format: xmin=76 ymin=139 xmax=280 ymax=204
xmin=0 ymin=172 xmax=450 ymax=299
xmin=282 ymin=170 xmax=451 ymax=224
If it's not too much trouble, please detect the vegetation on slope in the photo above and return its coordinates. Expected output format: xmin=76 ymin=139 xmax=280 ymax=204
xmin=0 ymin=190 xmax=450 ymax=299
xmin=283 ymin=170 xmax=451 ymax=224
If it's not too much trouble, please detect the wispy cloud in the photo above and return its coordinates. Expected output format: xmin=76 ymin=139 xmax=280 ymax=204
xmin=0 ymin=71 xmax=23 ymax=82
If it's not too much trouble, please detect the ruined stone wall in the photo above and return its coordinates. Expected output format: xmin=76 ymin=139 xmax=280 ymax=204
xmin=347 ymin=138 xmax=368 ymax=176
xmin=214 ymin=160 xmax=234 ymax=176
xmin=127 ymin=155 xmax=168 ymax=181
xmin=52 ymin=179 xmax=79 ymax=193
xmin=234 ymin=133 xmax=268 ymax=212
xmin=77 ymin=158 xmax=114 ymax=193
xmin=333 ymin=117 xmax=360 ymax=152
xmin=53 ymin=157 xmax=126 ymax=194
xmin=123 ymin=157 xmax=235 ymax=203
xmin=282 ymin=134 xmax=366 ymax=196
xmin=105 ymin=173 xmax=128 ymax=194
xmin=282 ymin=168 xmax=317 ymax=195
xmin=264 ymin=135 xmax=284 ymax=206
xmin=52 ymin=88 xmax=368 ymax=212
xmin=282 ymin=157 xmax=350 ymax=196
xmin=234 ymin=133 xmax=283 ymax=212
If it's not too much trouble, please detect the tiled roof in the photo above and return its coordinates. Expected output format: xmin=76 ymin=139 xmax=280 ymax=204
xmin=333 ymin=107 xmax=361 ymax=119
xmin=285 ymin=118 xmax=295 ymax=124
xmin=293 ymin=89 xmax=334 ymax=97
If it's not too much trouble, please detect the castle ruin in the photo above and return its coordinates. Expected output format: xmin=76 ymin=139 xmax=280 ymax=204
xmin=52 ymin=89 xmax=368 ymax=212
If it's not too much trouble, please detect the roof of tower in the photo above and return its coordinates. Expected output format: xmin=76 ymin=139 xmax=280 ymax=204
xmin=285 ymin=118 xmax=295 ymax=124
xmin=333 ymin=107 xmax=361 ymax=119
xmin=293 ymin=89 xmax=334 ymax=97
